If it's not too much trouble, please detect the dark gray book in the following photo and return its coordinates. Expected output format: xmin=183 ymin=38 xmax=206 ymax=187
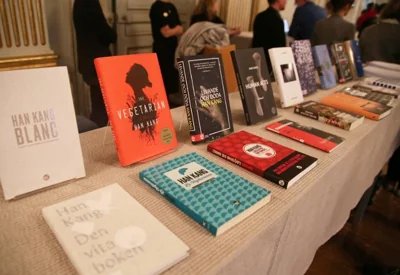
xmin=330 ymin=43 xmax=352 ymax=83
xmin=338 ymin=87 xmax=396 ymax=107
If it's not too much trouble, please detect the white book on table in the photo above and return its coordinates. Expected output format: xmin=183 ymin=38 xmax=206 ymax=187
xmin=42 ymin=183 xmax=189 ymax=275
xmin=268 ymin=47 xmax=304 ymax=108
xmin=0 ymin=67 xmax=85 ymax=200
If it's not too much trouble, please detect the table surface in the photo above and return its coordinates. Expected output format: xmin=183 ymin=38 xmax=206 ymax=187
xmin=1 ymin=82 xmax=399 ymax=275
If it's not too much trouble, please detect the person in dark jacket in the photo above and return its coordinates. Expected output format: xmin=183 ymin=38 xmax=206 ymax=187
xmin=73 ymin=0 xmax=116 ymax=127
xmin=252 ymin=0 xmax=287 ymax=73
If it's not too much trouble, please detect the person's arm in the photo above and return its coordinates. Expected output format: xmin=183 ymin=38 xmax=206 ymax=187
xmin=252 ymin=15 xmax=261 ymax=47
xmin=288 ymin=8 xmax=300 ymax=39
xmin=88 ymin=0 xmax=116 ymax=45
xmin=161 ymin=25 xmax=183 ymax=38
xmin=270 ymin=16 xmax=286 ymax=48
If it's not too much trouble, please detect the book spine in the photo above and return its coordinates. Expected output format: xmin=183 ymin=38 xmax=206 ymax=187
xmin=94 ymin=60 xmax=126 ymax=166
xmin=230 ymin=52 xmax=251 ymax=125
xmin=139 ymin=173 xmax=218 ymax=236
xmin=177 ymin=60 xmax=195 ymax=134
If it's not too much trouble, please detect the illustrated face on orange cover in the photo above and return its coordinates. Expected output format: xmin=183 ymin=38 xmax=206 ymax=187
xmin=95 ymin=53 xmax=178 ymax=166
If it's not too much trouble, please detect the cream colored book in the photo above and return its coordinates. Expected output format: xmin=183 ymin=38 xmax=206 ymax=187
xmin=42 ymin=184 xmax=189 ymax=275
xmin=0 ymin=67 xmax=85 ymax=200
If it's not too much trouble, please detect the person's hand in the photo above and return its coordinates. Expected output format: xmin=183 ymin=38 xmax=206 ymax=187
xmin=228 ymin=27 xmax=241 ymax=36
xmin=161 ymin=25 xmax=172 ymax=38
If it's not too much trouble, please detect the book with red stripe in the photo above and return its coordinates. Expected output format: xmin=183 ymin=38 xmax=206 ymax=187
xmin=266 ymin=119 xmax=345 ymax=153
xmin=207 ymin=131 xmax=318 ymax=189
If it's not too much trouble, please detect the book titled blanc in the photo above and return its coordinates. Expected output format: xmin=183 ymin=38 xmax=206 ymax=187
xmin=0 ymin=67 xmax=85 ymax=200
xmin=42 ymin=184 xmax=189 ymax=275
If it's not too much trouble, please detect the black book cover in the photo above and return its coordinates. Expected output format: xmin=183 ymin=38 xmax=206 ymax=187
xmin=230 ymin=48 xmax=277 ymax=125
xmin=177 ymin=54 xmax=234 ymax=144
xmin=330 ymin=43 xmax=352 ymax=83
xmin=338 ymin=87 xmax=396 ymax=106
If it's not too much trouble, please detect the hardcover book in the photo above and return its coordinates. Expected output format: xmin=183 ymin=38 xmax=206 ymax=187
xmin=230 ymin=48 xmax=277 ymax=125
xmin=344 ymin=40 xmax=364 ymax=79
xmin=291 ymin=40 xmax=318 ymax=95
xmin=42 ymin=184 xmax=189 ymax=275
xmin=207 ymin=131 xmax=318 ymax=189
xmin=338 ymin=87 xmax=396 ymax=107
xmin=312 ymin=45 xmax=337 ymax=89
xmin=268 ymin=47 xmax=304 ymax=107
xmin=321 ymin=93 xmax=392 ymax=121
xmin=266 ymin=119 xmax=345 ymax=153
xmin=0 ymin=67 xmax=85 ymax=200
xmin=330 ymin=43 xmax=352 ymax=83
xmin=177 ymin=54 xmax=234 ymax=144
xmin=294 ymin=101 xmax=364 ymax=131
xmin=363 ymin=77 xmax=400 ymax=91
xmin=139 ymin=153 xmax=271 ymax=236
xmin=94 ymin=53 xmax=178 ymax=166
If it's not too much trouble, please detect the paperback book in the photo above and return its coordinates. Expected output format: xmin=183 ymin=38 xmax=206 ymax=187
xmin=330 ymin=43 xmax=352 ymax=83
xmin=268 ymin=47 xmax=304 ymax=107
xmin=207 ymin=131 xmax=318 ymax=189
xmin=353 ymin=83 xmax=399 ymax=98
xmin=291 ymin=40 xmax=318 ymax=95
xmin=312 ymin=45 xmax=337 ymax=89
xmin=94 ymin=53 xmax=178 ymax=166
xmin=139 ymin=152 xmax=271 ymax=236
xmin=177 ymin=54 xmax=234 ymax=144
xmin=344 ymin=40 xmax=364 ymax=79
xmin=0 ymin=67 xmax=85 ymax=200
xmin=231 ymin=48 xmax=277 ymax=125
xmin=294 ymin=101 xmax=364 ymax=131
xmin=266 ymin=119 xmax=345 ymax=153
xmin=337 ymin=87 xmax=396 ymax=107
xmin=42 ymin=184 xmax=189 ymax=275
xmin=363 ymin=77 xmax=400 ymax=91
xmin=321 ymin=93 xmax=392 ymax=121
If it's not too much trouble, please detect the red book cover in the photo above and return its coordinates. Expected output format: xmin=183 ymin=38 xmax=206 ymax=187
xmin=94 ymin=54 xmax=178 ymax=166
xmin=207 ymin=131 xmax=318 ymax=188
xmin=266 ymin=119 xmax=345 ymax=153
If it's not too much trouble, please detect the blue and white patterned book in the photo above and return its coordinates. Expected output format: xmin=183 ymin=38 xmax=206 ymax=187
xmin=139 ymin=153 xmax=271 ymax=236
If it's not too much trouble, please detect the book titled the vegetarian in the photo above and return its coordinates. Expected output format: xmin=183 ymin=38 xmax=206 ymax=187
xmin=207 ymin=131 xmax=318 ymax=189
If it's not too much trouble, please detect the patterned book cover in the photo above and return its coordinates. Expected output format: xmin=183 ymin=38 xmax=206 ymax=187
xmin=321 ymin=93 xmax=392 ymax=121
xmin=337 ymin=87 xmax=396 ymax=107
xmin=94 ymin=54 xmax=178 ymax=166
xmin=294 ymin=101 xmax=364 ymax=131
xmin=351 ymin=40 xmax=365 ymax=77
xmin=330 ymin=43 xmax=352 ymax=83
xmin=139 ymin=153 xmax=271 ymax=236
xmin=363 ymin=77 xmax=400 ymax=91
xmin=266 ymin=119 xmax=345 ymax=153
xmin=312 ymin=45 xmax=337 ymax=89
xmin=0 ymin=67 xmax=85 ymax=200
xmin=177 ymin=55 xmax=234 ymax=144
xmin=231 ymin=48 xmax=277 ymax=125
xmin=207 ymin=131 xmax=318 ymax=189
xmin=42 ymin=184 xmax=189 ymax=275
xmin=291 ymin=40 xmax=318 ymax=95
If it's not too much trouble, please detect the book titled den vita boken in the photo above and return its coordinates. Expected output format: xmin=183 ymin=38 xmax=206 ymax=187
xmin=94 ymin=54 xmax=178 ymax=166
xmin=207 ymin=131 xmax=318 ymax=189
xmin=177 ymin=54 xmax=234 ymax=144
xmin=139 ymin=153 xmax=271 ymax=236
xmin=230 ymin=48 xmax=277 ymax=125
xmin=42 ymin=184 xmax=189 ymax=275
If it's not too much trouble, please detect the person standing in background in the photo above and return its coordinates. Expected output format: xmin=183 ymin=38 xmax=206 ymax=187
xmin=73 ymin=0 xmax=116 ymax=127
xmin=150 ymin=0 xmax=183 ymax=102
xmin=289 ymin=0 xmax=327 ymax=40
xmin=190 ymin=0 xmax=241 ymax=36
xmin=252 ymin=0 xmax=287 ymax=73
xmin=356 ymin=3 xmax=376 ymax=32
xmin=311 ymin=0 xmax=355 ymax=46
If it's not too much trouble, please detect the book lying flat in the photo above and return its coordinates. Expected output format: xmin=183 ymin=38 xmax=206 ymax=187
xmin=266 ymin=119 xmax=345 ymax=153
xmin=353 ymin=84 xmax=399 ymax=98
xmin=294 ymin=101 xmax=364 ymax=131
xmin=338 ymin=87 xmax=396 ymax=107
xmin=363 ymin=77 xmax=400 ymax=91
xmin=42 ymin=184 xmax=189 ymax=275
xmin=139 ymin=153 xmax=271 ymax=236
xmin=207 ymin=131 xmax=318 ymax=189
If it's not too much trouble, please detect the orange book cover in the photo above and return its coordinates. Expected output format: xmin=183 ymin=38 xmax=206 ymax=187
xmin=321 ymin=93 xmax=392 ymax=121
xmin=94 ymin=53 xmax=178 ymax=166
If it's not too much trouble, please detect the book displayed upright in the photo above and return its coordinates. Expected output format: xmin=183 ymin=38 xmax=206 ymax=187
xmin=294 ymin=101 xmax=364 ymax=131
xmin=330 ymin=43 xmax=352 ymax=83
xmin=291 ymin=40 xmax=318 ymax=95
xmin=266 ymin=119 xmax=345 ymax=153
xmin=321 ymin=93 xmax=392 ymax=121
xmin=177 ymin=54 xmax=234 ymax=144
xmin=207 ymin=131 xmax=318 ymax=189
xmin=312 ymin=45 xmax=337 ymax=89
xmin=139 ymin=153 xmax=271 ymax=236
xmin=344 ymin=40 xmax=364 ymax=79
xmin=338 ymin=87 xmax=396 ymax=107
xmin=94 ymin=53 xmax=178 ymax=166
xmin=42 ymin=184 xmax=189 ymax=275
xmin=268 ymin=47 xmax=304 ymax=107
xmin=230 ymin=48 xmax=277 ymax=125
xmin=0 ymin=67 xmax=85 ymax=200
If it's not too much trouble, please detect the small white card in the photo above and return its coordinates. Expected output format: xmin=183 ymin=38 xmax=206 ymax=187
xmin=164 ymin=162 xmax=217 ymax=191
